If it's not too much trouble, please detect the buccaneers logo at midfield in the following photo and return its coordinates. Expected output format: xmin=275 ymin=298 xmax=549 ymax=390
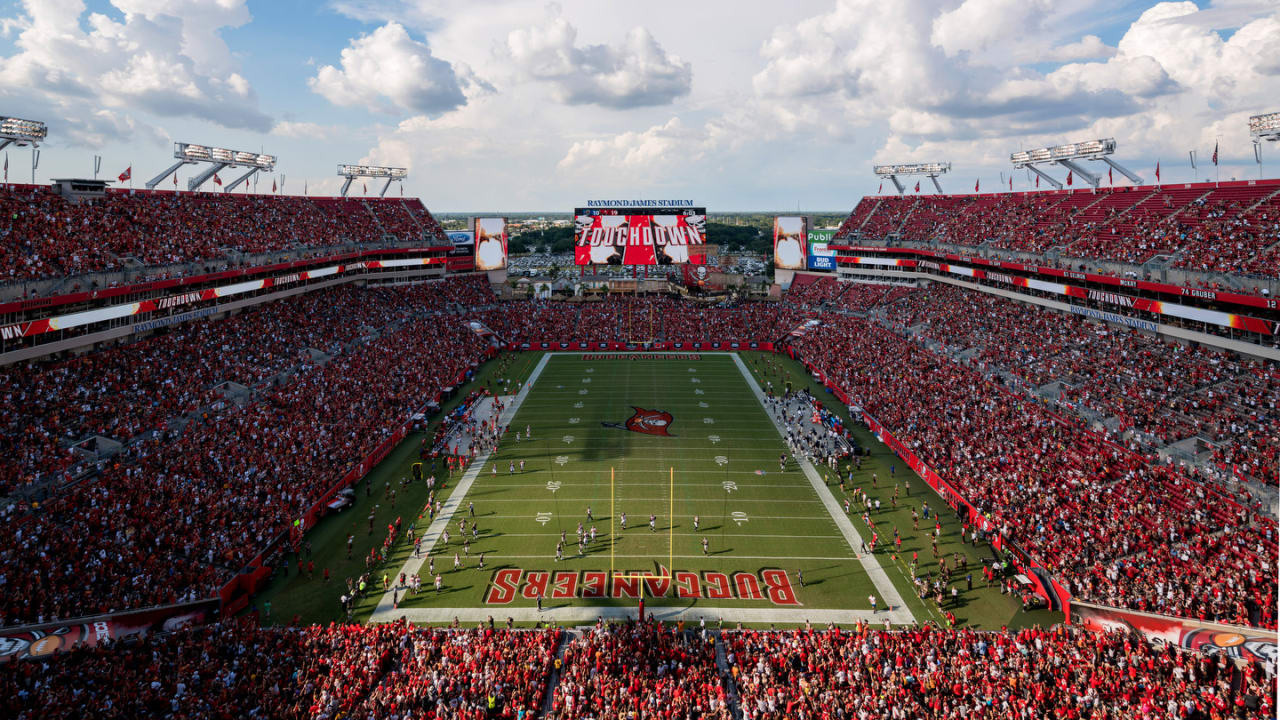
xmin=603 ymin=407 xmax=675 ymax=436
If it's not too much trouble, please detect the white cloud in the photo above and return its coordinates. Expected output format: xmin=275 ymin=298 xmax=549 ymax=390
xmin=504 ymin=9 xmax=692 ymax=108
xmin=750 ymin=0 xmax=1278 ymax=172
xmin=0 ymin=0 xmax=270 ymax=144
xmin=310 ymin=22 xmax=468 ymax=116
xmin=1044 ymin=35 xmax=1116 ymax=62
xmin=931 ymin=0 xmax=1055 ymax=58
xmin=272 ymin=121 xmax=337 ymax=140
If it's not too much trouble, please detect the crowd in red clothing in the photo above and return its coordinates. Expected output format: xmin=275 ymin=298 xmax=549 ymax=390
xmin=727 ymin=625 xmax=1274 ymax=720
xmin=791 ymin=311 xmax=1277 ymax=629
xmin=0 ymin=281 xmax=491 ymax=626
xmin=0 ymin=186 xmax=446 ymax=282
xmin=0 ymin=619 xmax=1272 ymax=719
xmin=0 ymin=620 xmax=557 ymax=720
xmin=552 ymin=618 xmax=730 ymax=720
xmin=882 ymin=284 xmax=1278 ymax=488
xmin=1 ymin=277 xmax=1274 ymax=634
xmin=835 ymin=182 xmax=1280 ymax=276
xmin=474 ymin=296 xmax=807 ymax=345
xmin=360 ymin=624 xmax=559 ymax=719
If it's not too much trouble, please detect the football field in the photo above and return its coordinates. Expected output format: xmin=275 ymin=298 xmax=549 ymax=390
xmin=366 ymin=352 xmax=912 ymax=625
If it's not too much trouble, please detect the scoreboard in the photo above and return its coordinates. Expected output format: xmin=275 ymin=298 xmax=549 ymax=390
xmin=574 ymin=207 xmax=707 ymax=265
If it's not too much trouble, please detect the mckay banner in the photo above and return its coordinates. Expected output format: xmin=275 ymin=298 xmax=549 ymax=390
xmin=1074 ymin=602 xmax=1276 ymax=674
xmin=484 ymin=568 xmax=801 ymax=605
xmin=807 ymin=229 xmax=836 ymax=271
xmin=0 ymin=599 xmax=219 ymax=663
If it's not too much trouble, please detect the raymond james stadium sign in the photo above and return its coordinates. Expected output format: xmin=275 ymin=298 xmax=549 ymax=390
xmin=585 ymin=200 xmax=695 ymax=208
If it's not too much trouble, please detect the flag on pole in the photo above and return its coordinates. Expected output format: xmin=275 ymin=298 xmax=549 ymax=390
xmin=1035 ymin=174 xmax=1039 ymax=189
xmin=914 ymin=181 xmax=920 ymax=193
xmin=974 ymin=179 xmax=980 ymax=193
xmin=877 ymin=181 xmax=882 ymax=194
xmin=363 ymin=182 xmax=367 ymax=195
xmin=3 ymin=153 xmax=7 ymax=183
xmin=117 ymin=166 xmax=131 ymax=182
xmin=172 ymin=173 xmax=178 ymax=188
xmin=304 ymin=181 xmax=308 ymax=196
xmin=1108 ymin=167 xmax=1113 ymax=186
xmin=1066 ymin=170 xmax=1073 ymax=187
xmin=213 ymin=173 xmax=222 ymax=186
xmin=1009 ymin=176 xmax=1012 ymax=191
xmin=1212 ymin=141 xmax=1218 ymax=166
xmin=1155 ymin=161 xmax=1160 ymax=182
xmin=272 ymin=179 xmax=277 ymax=194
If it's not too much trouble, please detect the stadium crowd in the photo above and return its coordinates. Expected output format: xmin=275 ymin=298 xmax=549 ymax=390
xmin=791 ymin=311 xmax=1277 ymax=629
xmin=0 ymin=280 xmax=492 ymax=626
xmin=880 ymin=284 xmax=1278 ymax=490
xmin=0 ymin=186 xmax=445 ymax=283
xmin=0 ymin=278 xmax=493 ymax=496
xmin=727 ymin=625 xmax=1274 ymax=720
xmin=474 ymin=296 xmax=807 ymax=345
xmin=835 ymin=181 xmax=1280 ymax=277
xmin=552 ymin=619 xmax=730 ymax=720
xmin=0 ymin=619 xmax=1272 ymax=719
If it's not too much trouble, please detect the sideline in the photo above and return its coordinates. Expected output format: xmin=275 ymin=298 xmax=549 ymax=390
xmin=369 ymin=354 xmax=552 ymax=622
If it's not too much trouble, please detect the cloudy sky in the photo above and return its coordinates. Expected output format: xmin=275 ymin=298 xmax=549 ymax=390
xmin=0 ymin=0 xmax=1276 ymax=210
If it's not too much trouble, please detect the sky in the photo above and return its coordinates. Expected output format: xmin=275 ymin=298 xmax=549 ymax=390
xmin=0 ymin=0 xmax=1277 ymax=211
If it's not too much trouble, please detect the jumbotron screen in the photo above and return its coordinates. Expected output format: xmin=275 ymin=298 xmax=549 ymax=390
xmin=574 ymin=207 xmax=707 ymax=265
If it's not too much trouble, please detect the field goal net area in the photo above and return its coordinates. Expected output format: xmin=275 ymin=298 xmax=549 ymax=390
xmin=609 ymin=466 xmax=674 ymax=581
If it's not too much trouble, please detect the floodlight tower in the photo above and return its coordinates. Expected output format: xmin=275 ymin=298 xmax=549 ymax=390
xmin=0 ymin=116 xmax=48 ymax=183
xmin=145 ymin=142 xmax=276 ymax=192
xmin=337 ymin=164 xmax=407 ymax=197
xmin=873 ymin=162 xmax=952 ymax=194
xmin=1249 ymin=112 xmax=1280 ymax=176
xmin=1011 ymin=138 xmax=1140 ymax=190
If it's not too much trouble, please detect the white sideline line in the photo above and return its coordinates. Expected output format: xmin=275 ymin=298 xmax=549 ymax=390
xmin=370 ymin=354 xmax=552 ymax=623
xmin=730 ymin=353 xmax=914 ymax=622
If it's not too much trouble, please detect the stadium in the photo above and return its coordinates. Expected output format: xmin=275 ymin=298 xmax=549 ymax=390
xmin=0 ymin=1 xmax=1278 ymax=718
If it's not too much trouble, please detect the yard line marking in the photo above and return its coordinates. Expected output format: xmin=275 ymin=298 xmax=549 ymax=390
xmin=473 ymin=514 xmax=839 ymax=520
xmin=481 ymin=532 xmax=849 ymax=539
xmin=370 ymin=353 xmax=552 ymax=623
xmin=373 ymin=606 xmax=914 ymax=626
xmin=442 ymin=554 xmax=856 ymax=560
xmin=462 ymin=497 xmax=825 ymax=504
xmin=731 ymin=353 xmax=915 ymax=623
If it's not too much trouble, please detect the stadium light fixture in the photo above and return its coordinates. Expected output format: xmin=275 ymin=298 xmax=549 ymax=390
xmin=873 ymin=161 xmax=951 ymax=194
xmin=337 ymin=164 xmax=408 ymax=197
xmin=0 ymin=116 xmax=48 ymax=151
xmin=1249 ymin=112 xmax=1280 ymax=142
xmin=146 ymin=142 xmax=277 ymax=192
xmin=1 ymin=116 xmax=47 ymax=183
xmin=1010 ymin=137 xmax=1140 ymax=190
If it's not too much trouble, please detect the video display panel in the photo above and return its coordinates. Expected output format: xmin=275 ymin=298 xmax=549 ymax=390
xmin=474 ymin=217 xmax=508 ymax=270
xmin=773 ymin=216 xmax=807 ymax=270
xmin=574 ymin=207 xmax=707 ymax=265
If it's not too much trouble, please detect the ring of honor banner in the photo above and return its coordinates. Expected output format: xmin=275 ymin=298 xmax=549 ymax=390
xmin=574 ymin=207 xmax=707 ymax=265
xmin=474 ymin=218 xmax=508 ymax=271
xmin=773 ymin=216 xmax=807 ymax=270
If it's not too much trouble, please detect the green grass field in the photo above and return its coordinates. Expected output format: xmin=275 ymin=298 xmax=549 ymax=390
xmin=255 ymin=350 xmax=1063 ymax=630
